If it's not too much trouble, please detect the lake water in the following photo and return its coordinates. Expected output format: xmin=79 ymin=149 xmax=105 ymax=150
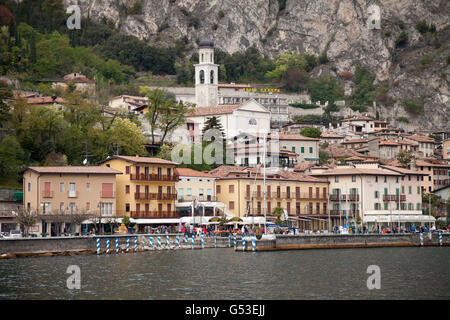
xmin=0 ymin=247 xmax=449 ymax=300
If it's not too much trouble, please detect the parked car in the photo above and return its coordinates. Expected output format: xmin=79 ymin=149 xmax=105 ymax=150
xmin=7 ymin=230 xmax=23 ymax=238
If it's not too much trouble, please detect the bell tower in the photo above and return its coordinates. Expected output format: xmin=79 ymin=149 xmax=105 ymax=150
xmin=194 ymin=38 xmax=218 ymax=107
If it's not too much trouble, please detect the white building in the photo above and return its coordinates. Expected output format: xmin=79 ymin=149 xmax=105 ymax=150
xmin=310 ymin=162 xmax=434 ymax=230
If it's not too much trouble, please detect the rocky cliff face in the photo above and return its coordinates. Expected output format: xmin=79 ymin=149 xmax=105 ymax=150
xmin=64 ymin=0 xmax=449 ymax=130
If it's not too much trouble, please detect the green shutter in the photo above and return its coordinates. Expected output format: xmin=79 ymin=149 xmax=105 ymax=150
xmin=301 ymin=147 xmax=305 ymax=153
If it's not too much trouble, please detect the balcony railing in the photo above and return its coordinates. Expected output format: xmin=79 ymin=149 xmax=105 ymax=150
xmin=245 ymin=192 xmax=328 ymax=200
xmin=67 ymin=190 xmax=78 ymax=198
xmin=330 ymin=194 xmax=360 ymax=201
xmin=100 ymin=191 xmax=116 ymax=198
xmin=42 ymin=191 xmax=54 ymax=198
xmin=130 ymin=211 xmax=179 ymax=219
xmin=134 ymin=193 xmax=177 ymax=201
xmin=382 ymin=194 xmax=406 ymax=202
xmin=177 ymin=195 xmax=217 ymax=202
xmin=130 ymin=173 xmax=179 ymax=182
xmin=330 ymin=210 xmax=360 ymax=216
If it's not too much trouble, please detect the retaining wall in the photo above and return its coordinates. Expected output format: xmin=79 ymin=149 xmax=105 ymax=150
xmin=236 ymin=233 xmax=449 ymax=251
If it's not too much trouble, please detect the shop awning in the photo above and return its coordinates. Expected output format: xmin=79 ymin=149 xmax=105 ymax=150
xmin=363 ymin=215 xmax=436 ymax=223
xmin=81 ymin=217 xmax=136 ymax=224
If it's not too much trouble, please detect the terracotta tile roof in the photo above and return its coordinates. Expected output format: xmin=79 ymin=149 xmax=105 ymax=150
xmin=25 ymin=166 xmax=122 ymax=174
xmin=401 ymin=134 xmax=436 ymax=143
xmin=277 ymin=133 xmax=319 ymax=141
xmin=186 ymin=105 xmax=241 ymax=117
xmin=415 ymin=160 xmax=450 ymax=168
xmin=341 ymin=138 xmax=369 ymax=144
xmin=293 ymin=162 xmax=315 ymax=172
xmin=99 ymin=155 xmax=178 ymax=165
xmin=210 ymin=165 xmax=328 ymax=183
xmin=174 ymin=168 xmax=215 ymax=178
xmin=380 ymin=165 xmax=427 ymax=175
xmin=311 ymin=168 xmax=402 ymax=176
xmin=320 ymin=132 xmax=344 ymax=138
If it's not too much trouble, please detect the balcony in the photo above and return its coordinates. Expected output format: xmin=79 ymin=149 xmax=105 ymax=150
xmin=130 ymin=173 xmax=179 ymax=182
xmin=67 ymin=190 xmax=78 ymax=198
xmin=330 ymin=210 xmax=360 ymax=216
xmin=177 ymin=195 xmax=217 ymax=202
xmin=330 ymin=194 xmax=360 ymax=201
xmin=382 ymin=195 xmax=406 ymax=202
xmin=100 ymin=191 xmax=116 ymax=199
xmin=134 ymin=192 xmax=177 ymax=201
xmin=42 ymin=191 xmax=54 ymax=198
xmin=130 ymin=211 xmax=179 ymax=219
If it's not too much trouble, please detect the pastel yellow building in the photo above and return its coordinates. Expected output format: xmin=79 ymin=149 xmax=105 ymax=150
xmin=210 ymin=166 xmax=329 ymax=230
xmin=22 ymin=166 xmax=121 ymax=236
xmin=99 ymin=155 xmax=179 ymax=219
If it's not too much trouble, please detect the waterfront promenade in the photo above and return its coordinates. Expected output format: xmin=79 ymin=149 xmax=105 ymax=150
xmin=0 ymin=232 xmax=448 ymax=259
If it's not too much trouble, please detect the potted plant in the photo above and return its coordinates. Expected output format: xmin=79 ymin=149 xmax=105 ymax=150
xmin=41 ymin=232 xmax=47 ymax=237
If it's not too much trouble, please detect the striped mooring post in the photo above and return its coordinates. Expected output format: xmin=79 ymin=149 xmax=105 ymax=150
xmin=233 ymin=234 xmax=237 ymax=248
xmin=96 ymin=238 xmax=100 ymax=254
xmin=115 ymin=237 xmax=119 ymax=253
xmin=149 ymin=237 xmax=153 ymax=249
xmin=419 ymin=232 xmax=423 ymax=247
xmin=106 ymin=238 xmax=110 ymax=254
xmin=252 ymin=236 xmax=256 ymax=251
xmin=439 ymin=231 xmax=443 ymax=246
xmin=228 ymin=233 xmax=231 ymax=248
xmin=126 ymin=237 xmax=130 ymax=252
xmin=157 ymin=236 xmax=161 ymax=249
xmin=191 ymin=234 xmax=195 ymax=249
xmin=242 ymin=237 xmax=246 ymax=251
xmin=166 ymin=235 xmax=170 ymax=249
xmin=184 ymin=234 xmax=188 ymax=246
xmin=176 ymin=235 xmax=180 ymax=248
xmin=134 ymin=236 xmax=137 ymax=251
xmin=214 ymin=235 xmax=217 ymax=248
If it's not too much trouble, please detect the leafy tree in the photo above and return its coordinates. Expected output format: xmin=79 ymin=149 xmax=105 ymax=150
xmin=308 ymin=75 xmax=344 ymax=105
xmin=0 ymin=135 xmax=25 ymax=179
xmin=319 ymin=149 xmax=329 ymax=165
xmin=300 ymin=127 xmax=321 ymax=138
xmin=397 ymin=150 xmax=415 ymax=167
xmin=108 ymin=117 xmax=146 ymax=156
xmin=351 ymin=66 xmax=375 ymax=108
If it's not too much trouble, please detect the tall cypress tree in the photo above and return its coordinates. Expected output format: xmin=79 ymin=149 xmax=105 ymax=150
xmin=30 ymin=31 xmax=36 ymax=63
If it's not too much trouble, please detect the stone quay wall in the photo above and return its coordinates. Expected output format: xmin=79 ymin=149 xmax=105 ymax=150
xmin=236 ymin=233 xmax=450 ymax=251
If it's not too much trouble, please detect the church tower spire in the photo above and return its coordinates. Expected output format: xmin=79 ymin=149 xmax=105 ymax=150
xmin=194 ymin=38 xmax=218 ymax=107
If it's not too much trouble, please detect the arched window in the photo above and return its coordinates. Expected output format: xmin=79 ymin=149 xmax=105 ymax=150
xmin=210 ymin=70 xmax=214 ymax=84
xmin=199 ymin=70 xmax=205 ymax=84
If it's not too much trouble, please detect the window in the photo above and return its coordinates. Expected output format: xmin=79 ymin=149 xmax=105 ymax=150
xmin=125 ymin=166 xmax=130 ymax=174
xmin=125 ymin=203 xmax=130 ymax=212
xmin=28 ymin=182 xmax=31 ymax=192
xmin=374 ymin=203 xmax=381 ymax=210
xmin=384 ymin=188 xmax=388 ymax=195
xmin=375 ymin=176 xmax=378 ymax=183
xmin=301 ymin=147 xmax=305 ymax=153
xmin=408 ymin=186 xmax=412 ymax=194
xmin=59 ymin=202 xmax=64 ymax=213
xmin=229 ymin=185 xmax=234 ymax=193
xmin=86 ymin=202 xmax=90 ymax=210
xmin=178 ymin=188 xmax=184 ymax=200
xmin=352 ymin=175 xmax=356 ymax=182
xmin=374 ymin=191 xmax=379 ymax=198
xmin=199 ymin=188 xmax=204 ymax=197
xmin=69 ymin=183 xmax=76 ymax=198
xmin=384 ymin=176 xmax=387 ymax=183
xmin=292 ymin=146 xmax=295 ymax=153
xmin=125 ymin=185 xmax=130 ymax=194
xmin=86 ymin=182 xmax=90 ymax=192
xmin=384 ymin=202 xmax=388 ymax=210
xmin=401 ymin=186 xmax=405 ymax=194
xmin=216 ymin=185 xmax=221 ymax=194
xmin=60 ymin=182 xmax=64 ymax=192
xmin=309 ymin=147 xmax=313 ymax=153
xmin=335 ymin=176 xmax=339 ymax=183
xmin=416 ymin=203 xmax=421 ymax=210
xmin=229 ymin=201 xmax=234 ymax=210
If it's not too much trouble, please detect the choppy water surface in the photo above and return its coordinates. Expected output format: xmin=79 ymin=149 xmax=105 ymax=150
xmin=0 ymin=247 xmax=449 ymax=299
